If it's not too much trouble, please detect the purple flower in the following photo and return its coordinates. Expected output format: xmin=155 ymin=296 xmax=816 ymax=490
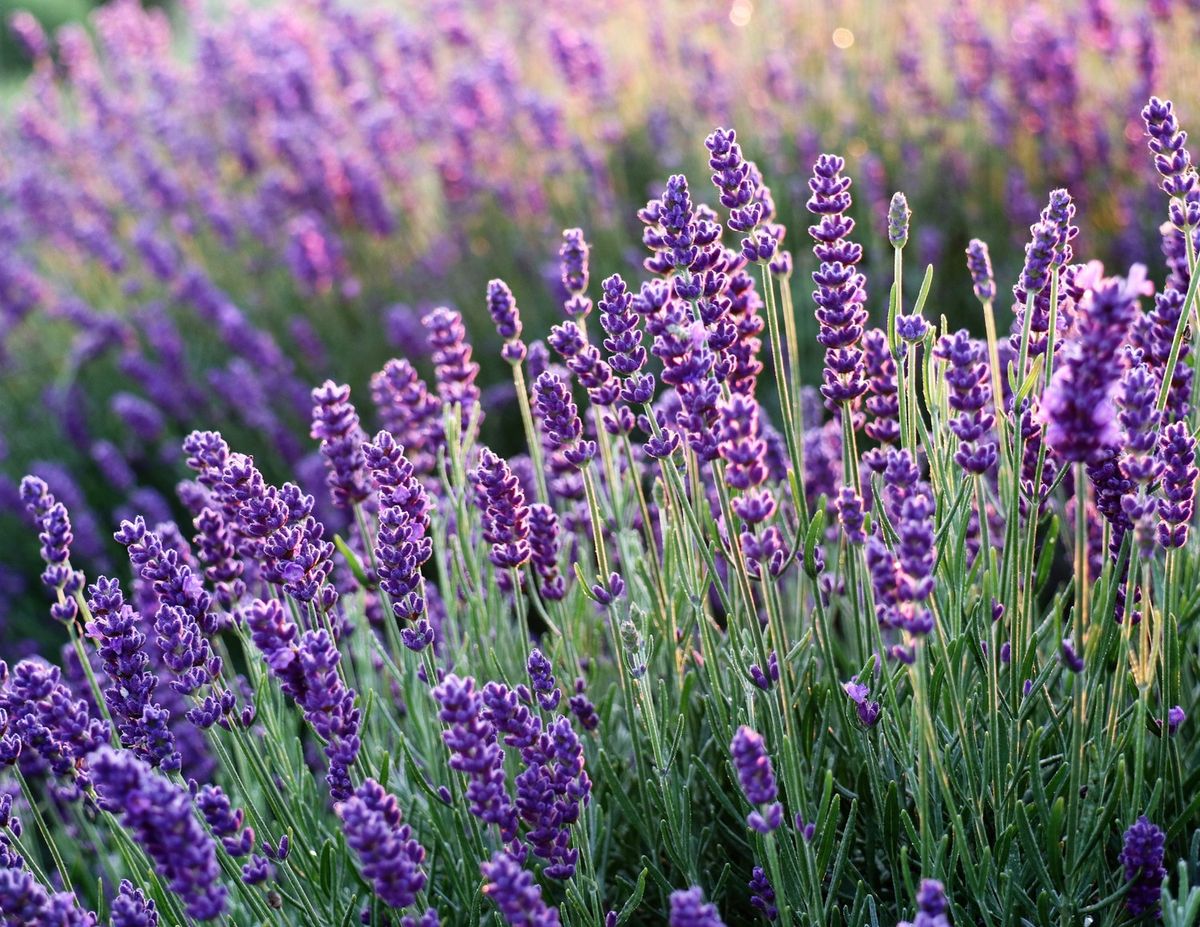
xmin=748 ymin=866 xmax=777 ymax=921
xmin=369 ymin=359 xmax=442 ymax=476
xmin=843 ymin=677 xmax=881 ymax=727
xmin=85 ymin=577 xmax=179 ymax=771
xmin=0 ymin=659 xmax=109 ymax=799
xmin=526 ymin=649 xmax=561 ymax=711
xmin=310 ymin=380 xmax=370 ymax=510
xmin=837 ymin=487 xmax=866 ymax=545
xmin=560 ymin=228 xmax=591 ymax=314
xmin=1042 ymin=263 xmax=1145 ymax=463
xmin=0 ymin=863 xmax=96 ymax=927
xmin=196 ymin=784 xmax=253 ymax=857
xmin=473 ymin=449 xmax=532 ymax=571
xmin=1119 ymin=816 xmax=1167 ymax=918
xmin=89 ymin=746 xmax=227 ymax=921
xmin=669 ymin=886 xmax=726 ymax=927
xmin=432 ymin=674 xmax=518 ymax=841
xmin=115 ymin=518 xmax=219 ymax=697
xmin=869 ymin=450 xmax=937 ymax=660
xmin=338 ymin=779 xmax=428 ymax=910
xmin=1166 ymin=705 xmax=1186 ymax=735
xmin=488 ymin=278 xmax=526 ymax=363
xmin=528 ymin=504 xmax=566 ymax=601
xmin=366 ymin=432 xmax=433 ymax=645
xmin=718 ymin=394 xmax=775 ymax=525
xmin=1142 ymin=97 xmax=1200 ymax=229
xmin=863 ymin=328 xmax=899 ymax=456
xmin=243 ymin=600 xmax=360 ymax=800
xmin=933 ymin=331 xmax=996 ymax=475
xmin=1157 ymin=421 xmax=1197 ymax=549
xmin=807 ymin=154 xmax=867 ymax=406
xmin=19 ymin=476 xmax=83 ymax=616
xmin=888 ymin=192 xmax=911 ymax=249
xmin=423 ymin=306 xmax=481 ymax=432
xmin=1060 ymin=638 xmax=1085 ymax=674
xmin=1136 ymin=287 xmax=1192 ymax=423
xmin=730 ymin=725 xmax=781 ymax=833
xmin=965 ymin=239 xmax=996 ymax=303
xmin=533 ymin=372 xmax=595 ymax=467
xmin=481 ymin=851 xmax=560 ymax=926
xmin=897 ymin=879 xmax=950 ymax=927
xmin=110 ymin=880 xmax=158 ymax=927
xmin=568 ymin=678 xmax=599 ymax=732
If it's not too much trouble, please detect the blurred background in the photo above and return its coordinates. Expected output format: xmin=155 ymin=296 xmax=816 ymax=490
xmin=0 ymin=0 xmax=1197 ymax=650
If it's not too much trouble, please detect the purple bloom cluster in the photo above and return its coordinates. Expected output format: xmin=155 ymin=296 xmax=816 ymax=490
xmin=597 ymin=272 xmax=653 ymax=430
xmin=110 ymin=880 xmax=158 ymax=927
xmin=528 ymin=504 xmax=566 ymax=601
xmin=338 ymin=779 xmax=428 ymax=911
xmin=481 ymin=850 xmax=560 ymax=927
xmin=432 ymin=674 xmax=518 ymax=841
xmin=370 ymin=358 xmax=442 ymax=475
xmin=423 ymin=306 xmax=481 ymax=433
xmin=868 ymin=450 xmax=937 ymax=662
xmin=480 ymin=678 xmax=591 ymax=877
xmin=669 ymin=886 xmax=727 ymax=927
xmin=365 ymin=431 xmax=434 ymax=648
xmin=748 ymin=866 xmax=777 ymax=921
xmin=897 ymin=879 xmax=951 ymax=927
xmin=1119 ymin=816 xmax=1167 ymax=918
xmin=888 ymin=192 xmax=911 ymax=249
xmin=729 ymin=725 xmax=782 ymax=833
xmin=1157 ymin=421 xmax=1198 ymax=549
xmin=84 ymin=576 xmax=179 ymax=770
xmin=19 ymin=476 xmax=84 ymax=622
xmin=533 ymin=372 xmax=595 ymax=467
xmin=0 ymin=659 xmax=109 ymax=799
xmin=310 ymin=380 xmax=370 ymax=510
xmin=1142 ymin=97 xmax=1200 ymax=229
xmin=1043 ymin=263 xmax=1145 ymax=463
xmin=90 ymin=745 xmax=227 ymax=921
xmin=0 ymin=862 xmax=96 ymax=926
xmin=488 ymin=278 xmax=527 ymax=364
xmin=115 ymin=517 xmax=220 ymax=700
xmin=807 ymin=154 xmax=867 ymax=407
xmin=863 ymin=328 xmax=900 ymax=466
xmin=473 ymin=449 xmax=532 ymax=571
xmin=843 ymin=677 xmax=881 ymax=727
xmin=244 ymin=598 xmax=361 ymax=800
xmin=560 ymin=228 xmax=592 ymax=319
xmin=934 ymin=330 xmax=996 ymax=474
xmin=965 ymin=239 xmax=996 ymax=303
xmin=196 ymin=784 xmax=255 ymax=858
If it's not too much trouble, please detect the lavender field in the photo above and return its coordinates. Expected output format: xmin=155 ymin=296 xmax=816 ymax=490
xmin=0 ymin=1 xmax=1199 ymax=925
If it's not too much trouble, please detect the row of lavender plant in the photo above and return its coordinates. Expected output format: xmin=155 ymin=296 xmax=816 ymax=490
xmin=4 ymin=0 xmax=1200 ymax=637
xmin=2 ymin=88 xmax=1200 ymax=925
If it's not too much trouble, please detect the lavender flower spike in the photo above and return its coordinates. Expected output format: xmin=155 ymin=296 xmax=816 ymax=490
xmin=473 ymin=448 xmax=532 ymax=571
xmin=897 ymin=879 xmax=951 ymax=927
xmin=487 ymin=278 xmax=526 ymax=364
xmin=1042 ymin=263 xmax=1145 ymax=463
xmin=89 ymin=746 xmax=227 ymax=921
xmin=669 ymin=886 xmax=727 ymax=927
xmin=481 ymin=850 xmax=561 ymax=926
xmin=888 ymin=192 xmax=911 ymax=249
xmin=1119 ymin=816 xmax=1167 ymax=918
xmin=730 ymin=726 xmax=782 ymax=833
xmin=1157 ymin=421 xmax=1197 ymax=549
xmin=311 ymin=380 xmax=370 ymax=510
xmin=965 ymin=239 xmax=995 ymax=303
xmin=533 ymin=371 xmax=596 ymax=467
xmin=339 ymin=779 xmax=428 ymax=911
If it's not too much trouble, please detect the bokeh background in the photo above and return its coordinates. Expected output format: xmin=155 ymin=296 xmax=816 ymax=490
xmin=1 ymin=0 xmax=1197 ymax=649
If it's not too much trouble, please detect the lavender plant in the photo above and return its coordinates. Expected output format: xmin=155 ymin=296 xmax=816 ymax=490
xmin=0 ymin=34 xmax=1199 ymax=926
